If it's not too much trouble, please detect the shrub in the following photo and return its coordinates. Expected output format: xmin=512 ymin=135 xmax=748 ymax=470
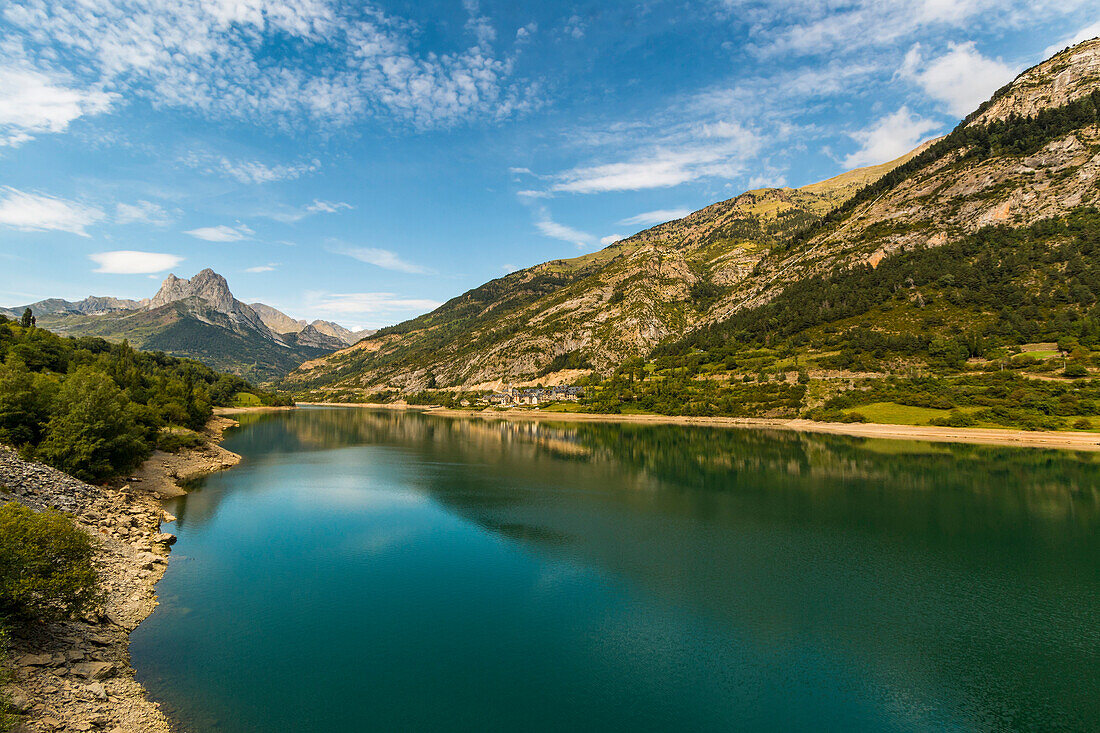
xmin=157 ymin=428 xmax=205 ymax=453
xmin=840 ymin=411 xmax=869 ymax=423
xmin=0 ymin=502 xmax=100 ymax=622
xmin=930 ymin=410 xmax=977 ymax=428
xmin=1063 ymin=364 xmax=1089 ymax=378
xmin=1073 ymin=418 xmax=1092 ymax=430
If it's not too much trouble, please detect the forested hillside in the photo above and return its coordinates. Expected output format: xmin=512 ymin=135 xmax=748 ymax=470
xmin=0 ymin=312 xmax=289 ymax=482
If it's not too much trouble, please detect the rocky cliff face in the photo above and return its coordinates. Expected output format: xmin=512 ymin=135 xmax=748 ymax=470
xmin=283 ymin=146 xmax=927 ymax=392
xmin=283 ymin=37 xmax=1100 ymax=395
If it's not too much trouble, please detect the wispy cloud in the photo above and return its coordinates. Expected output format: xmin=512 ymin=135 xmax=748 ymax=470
xmin=115 ymin=200 xmax=172 ymax=226
xmin=264 ymin=199 xmax=354 ymax=223
xmin=90 ymin=250 xmax=182 ymax=274
xmin=600 ymin=234 xmax=624 ymax=246
xmin=843 ymin=106 xmax=939 ymax=168
xmin=1043 ymin=20 xmax=1100 ymax=57
xmin=619 ymin=209 xmax=691 ymax=227
xmin=533 ymin=120 xmax=760 ymax=196
xmin=246 ymin=263 xmax=279 ymax=273
xmin=182 ymin=153 xmax=320 ymax=184
xmin=184 ymin=224 xmax=254 ymax=242
xmin=0 ymin=66 xmax=115 ymax=147
xmin=4 ymin=0 xmax=537 ymax=130
xmin=333 ymin=246 xmax=430 ymax=274
xmin=304 ymin=291 xmax=442 ymax=327
xmin=0 ymin=187 xmax=104 ymax=236
xmin=534 ymin=208 xmax=596 ymax=248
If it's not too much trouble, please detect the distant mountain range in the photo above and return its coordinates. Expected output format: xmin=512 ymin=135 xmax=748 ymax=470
xmin=283 ymin=37 xmax=1100 ymax=396
xmin=2 ymin=269 xmax=374 ymax=382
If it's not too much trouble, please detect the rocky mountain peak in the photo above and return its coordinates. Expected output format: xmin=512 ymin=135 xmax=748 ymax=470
xmin=149 ymin=269 xmax=234 ymax=312
xmin=969 ymin=36 xmax=1100 ymax=126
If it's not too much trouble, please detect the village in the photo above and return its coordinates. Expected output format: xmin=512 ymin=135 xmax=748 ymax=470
xmin=480 ymin=385 xmax=585 ymax=407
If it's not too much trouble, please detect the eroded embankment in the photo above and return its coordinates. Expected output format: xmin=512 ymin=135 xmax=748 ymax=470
xmin=0 ymin=417 xmax=240 ymax=733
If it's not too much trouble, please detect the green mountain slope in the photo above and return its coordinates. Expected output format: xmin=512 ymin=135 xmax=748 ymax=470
xmin=285 ymin=37 xmax=1100 ymax=416
xmin=284 ymin=145 xmax=930 ymax=393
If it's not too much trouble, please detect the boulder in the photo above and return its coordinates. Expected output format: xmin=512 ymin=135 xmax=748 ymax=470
xmin=70 ymin=661 xmax=116 ymax=680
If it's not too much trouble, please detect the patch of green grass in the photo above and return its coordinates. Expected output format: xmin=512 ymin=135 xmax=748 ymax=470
xmin=233 ymin=391 xmax=262 ymax=407
xmin=843 ymin=402 xmax=977 ymax=426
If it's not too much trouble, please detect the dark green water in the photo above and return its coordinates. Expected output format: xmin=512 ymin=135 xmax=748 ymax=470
xmin=129 ymin=407 xmax=1100 ymax=732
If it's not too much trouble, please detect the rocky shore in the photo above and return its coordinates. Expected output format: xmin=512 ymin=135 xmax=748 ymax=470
xmin=0 ymin=417 xmax=242 ymax=732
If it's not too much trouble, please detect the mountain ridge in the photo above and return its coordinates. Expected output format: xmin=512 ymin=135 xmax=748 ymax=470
xmin=283 ymin=37 xmax=1100 ymax=398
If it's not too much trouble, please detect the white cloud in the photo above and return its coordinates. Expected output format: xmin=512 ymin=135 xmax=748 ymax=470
xmin=729 ymin=0 xmax=1091 ymax=57
xmin=748 ymin=173 xmax=788 ymax=188
xmin=600 ymin=234 xmax=624 ymax=246
xmin=184 ymin=224 xmax=254 ymax=242
xmin=246 ymin=263 xmax=278 ymax=273
xmin=0 ymin=66 xmax=115 ymax=147
xmin=306 ymin=200 xmax=353 ymax=214
xmin=334 ymin=246 xmax=430 ymax=274
xmin=0 ymin=187 xmax=105 ymax=236
xmin=4 ymin=0 xmax=536 ymax=130
xmin=900 ymin=42 xmax=1018 ymax=116
xmin=1043 ymin=20 xmax=1100 ymax=57
xmin=304 ymin=291 xmax=442 ymax=327
xmin=843 ymin=106 xmax=939 ymax=168
xmin=182 ymin=153 xmax=320 ymax=184
xmin=618 ymin=209 xmax=691 ymax=227
xmin=564 ymin=15 xmax=587 ymax=40
xmin=546 ymin=122 xmax=759 ymax=195
xmin=534 ymin=209 xmax=595 ymax=248
xmin=115 ymin=200 xmax=172 ymax=226
xmin=90 ymin=250 xmax=183 ymax=274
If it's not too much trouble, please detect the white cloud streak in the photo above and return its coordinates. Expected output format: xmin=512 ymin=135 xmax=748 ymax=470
xmin=116 ymin=200 xmax=172 ymax=226
xmin=333 ymin=246 xmax=430 ymax=274
xmin=182 ymin=153 xmax=320 ymax=184
xmin=618 ymin=209 xmax=691 ymax=227
xmin=184 ymin=224 xmax=254 ymax=242
xmin=0 ymin=187 xmax=104 ymax=236
xmin=90 ymin=250 xmax=182 ymax=274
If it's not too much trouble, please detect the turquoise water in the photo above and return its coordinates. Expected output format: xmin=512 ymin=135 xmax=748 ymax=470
xmin=130 ymin=408 xmax=1100 ymax=731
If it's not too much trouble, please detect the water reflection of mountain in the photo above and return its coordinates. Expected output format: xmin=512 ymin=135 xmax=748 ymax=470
xmin=172 ymin=408 xmax=1099 ymax=729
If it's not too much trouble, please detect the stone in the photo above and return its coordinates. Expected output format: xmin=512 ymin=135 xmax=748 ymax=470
xmin=17 ymin=653 xmax=52 ymax=666
xmin=152 ymin=532 xmax=176 ymax=545
xmin=70 ymin=661 xmax=116 ymax=680
xmin=8 ymin=690 xmax=32 ymax=713
xmin=85 ymin=682 xmax=108 ymax=701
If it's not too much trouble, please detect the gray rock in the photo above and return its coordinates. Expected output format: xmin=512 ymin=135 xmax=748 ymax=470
xmin=17 ymin=653 xmax=52 ymax=666
xmin=70 ymin=661 xmax=116 ymax=680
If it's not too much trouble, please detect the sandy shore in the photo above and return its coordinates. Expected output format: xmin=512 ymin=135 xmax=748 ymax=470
xmin=0 ymin=416 xmax=243 ymax=733
xmin=298 ymin=401 xmax=1100 ymax=452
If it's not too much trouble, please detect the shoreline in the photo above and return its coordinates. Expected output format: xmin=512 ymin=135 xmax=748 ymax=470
xmin=298 ymin=401 xmax=1100 ymax=452
xmin=1 ymin=415 xmax=243 ymax=732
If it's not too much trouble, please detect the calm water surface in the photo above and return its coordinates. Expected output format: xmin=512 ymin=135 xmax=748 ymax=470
xmin=130 ymin=408 xmax=1100 ymax=732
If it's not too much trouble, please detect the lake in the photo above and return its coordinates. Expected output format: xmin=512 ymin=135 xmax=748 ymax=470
xmin=129 ymin=407 xmax=1100 ymax=731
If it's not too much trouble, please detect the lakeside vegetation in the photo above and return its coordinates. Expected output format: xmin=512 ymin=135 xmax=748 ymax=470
xmin=0 ymin=312 xmax=290 ymax=482
xmin=0 ymin=502 xmax=101 ymax=731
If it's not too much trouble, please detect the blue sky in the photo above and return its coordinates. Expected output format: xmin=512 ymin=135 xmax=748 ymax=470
xmin=0 ymin=1 xmax=1097 ymax=329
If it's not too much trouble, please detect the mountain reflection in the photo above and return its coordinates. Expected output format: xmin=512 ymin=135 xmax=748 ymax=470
xmin=165 ymin=407 xmax=1100 ymax=730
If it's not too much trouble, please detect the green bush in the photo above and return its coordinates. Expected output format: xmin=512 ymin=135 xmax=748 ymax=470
xmin=0 ymin=502 xmax=100 ymax=622
xmin=1073 ymin=418 xmax=1092 ymax=430
xmin=929 ymin=410 xmax=977 ymax=428
xmin=157 ymin=428 xmax=205 ymax=453
xmin=1063 ymin=364 xmax=1089 ymax=378
xmin=35 ymin=368 xmax=149 ymax=482
xmin=840 ymin=412 xmax=869 ymax=423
